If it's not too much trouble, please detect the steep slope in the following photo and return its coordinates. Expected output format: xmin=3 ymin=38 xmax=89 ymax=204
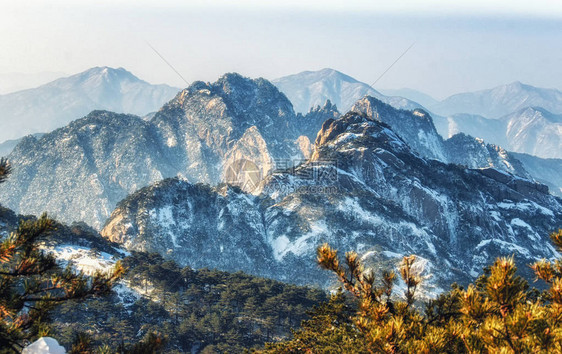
xmin=152 ymin=73 xmax=303 ymax=185
xmin=511 ymin=153 xmax=562 ymax=198
xmin=444 ymin=133 xmax=531 ymax=179
xmin=102 ymin=112 xmax=562 ymax=290
xmin=351 ymin=96 xmax=446 ymax=161
xmin=502 ymin=107 xmax=562 ymax=159
xmin=434 ymin=108 xmax=561 ymax=159
xmin=0 ymin=111 xmax=170 ymax=229
xmin=294 ymin=99 xmax=341 ymax=142
xmin=0 ymin=74 xmax=306 ymax=229
xmin=0 ymin=67 xmax=179 ymax=142
xmin=272 ymin=68 xmax=422 ymax=114
xmin=431 ymin=81 xmax=562 ymax=118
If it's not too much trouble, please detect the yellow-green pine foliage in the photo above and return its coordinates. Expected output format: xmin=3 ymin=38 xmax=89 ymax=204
xmin=266 ymin=229 xmax=562 ymax=353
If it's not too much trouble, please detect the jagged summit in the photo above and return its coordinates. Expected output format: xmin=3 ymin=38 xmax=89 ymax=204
xmin=351 ymin=96 xmax=446 ymax=161
xmin=102 ymin=107 xmax=561 ymax=290
xmin=0 ymin=73 xmax=306 ymax=229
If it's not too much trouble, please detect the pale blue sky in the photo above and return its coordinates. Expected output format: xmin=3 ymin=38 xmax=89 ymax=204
xmin=1 ymin=0 xmax=561 ymax=98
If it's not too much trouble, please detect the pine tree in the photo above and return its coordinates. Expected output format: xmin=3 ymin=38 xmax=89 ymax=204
xmin=0 ymin=158 xmax=125 ymax=352
xmin=266 ymin=231 xmax=562 ymax=353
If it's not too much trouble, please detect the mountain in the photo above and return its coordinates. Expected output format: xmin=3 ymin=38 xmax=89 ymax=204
xmin=0 ymin=74 xmax=306 ymax=229
xmin=433 ymin=113 xmax=506 ymax=144
xmin=272 ymin=68 xmax=422 ymax=114
xmin=444 ymin=133 xmax=531 ymax=178
xmin=511 ymin=153 xmax=562 ymax=198
xmin=431 ymin=81 xmax=562 ymax=119
xmin=380 ymin=88 xmax=438 ymax=108
xmin=0 ymin=67 xmax=180 ymax=142
xmin=0 ymin=133 xmax=44 ymax=158
xmin=503 ymin=107 xmax=562 ymax=159
xmin=0 ymin=200 xmax=324 ymax=352
xmin=295 ymin=100 xmax=341 ymax=142
xmin=351 ymin=97 xmax=447 ymax=161
xmin=434 ymin=107 xmax=562 ymax=160
xmin=101 ymin=110 xmax=562 ymax=291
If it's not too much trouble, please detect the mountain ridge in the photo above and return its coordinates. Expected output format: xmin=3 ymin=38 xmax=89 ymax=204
xmin=102 ymin=110 xmax=562 ymax=291
xmin=0 ymin=66 xmax=180 ymax=142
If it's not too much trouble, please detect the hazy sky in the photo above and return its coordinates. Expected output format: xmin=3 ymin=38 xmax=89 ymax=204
xmin=1 ymin=0 xmax=561 ymax=99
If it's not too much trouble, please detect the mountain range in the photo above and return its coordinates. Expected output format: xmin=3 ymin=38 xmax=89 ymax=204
xmin=101 ymin=109 xmax=561 ymax=290
xmin=272 ymin=68 xmax=422 ymax=114
xmin=0 ymin=74 xmax=309 ymax=228
xmin=430 ymin=81 xmax=562 ymax=118
xmin=0 ymin=67 xmax=179 ymax=143
xmin=274 ymin=70 xmax=562 ymax=160
xmin=0 ymin=69 xmax=560 ymax=293
xmin=2 ymin=72 xmax=551 ymax=228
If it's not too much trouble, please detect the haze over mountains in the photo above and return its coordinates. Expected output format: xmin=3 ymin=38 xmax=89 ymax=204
xmin=0 ymin=67 xmax=560 ymax=293
xmin=0 ymin=67 xmax=179 ymax=142
xmin=273 ymin=69 xmax=562 ymax=160
xmin=272 ymin=68 xmax=422 ymax=114
xmin=431 ymin=81 xmax=562 ymax=118
xmin=101 ymin=109 xmax=561 ymax=289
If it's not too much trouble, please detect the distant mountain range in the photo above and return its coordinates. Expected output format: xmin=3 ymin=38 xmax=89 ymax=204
xmin=431 ymin=81 xmax=562 ymax=118
xmin=435 ymin=107 xmax=562 ymax=159
xmin=0 ymin=67 xmax=179 ymax=142
xmin=0 ymin=69 xmax=560 ymax=294
xmin=272 ymin=68 xmax=422 ymax=114
xmin=274 ymin=69 xmax=562 ymax=160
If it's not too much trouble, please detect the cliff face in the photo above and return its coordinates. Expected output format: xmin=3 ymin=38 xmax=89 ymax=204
xmin=101 ymin=112 xmax=562 ymax=291
xmin=0 ymin=74 xmax=306 ymax=229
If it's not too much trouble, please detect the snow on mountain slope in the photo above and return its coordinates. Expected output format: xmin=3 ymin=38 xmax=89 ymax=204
xmin=433 ymin=107 xmax=561 ymax=159
xmin=511 ymin=153 xmax=562 ymax=198
xmin=502 ymin=107 xmax=562 ymax=159
xmin=444 ymin=133 xmax=531 ymax=179
xmin=351 ymin=96 xmax=447 ymax=161
xmin=431 ymin=81 xmax=562 ymax=119
xmin=0 ymin=74 xmax=306 ymax=229
xmin=272 ymin=68 xmax=422 ymax=114
xmin=0 ymin=67 xmax=179 ymax=142
xmin=101 ymin=111 xmax=562 ymax=291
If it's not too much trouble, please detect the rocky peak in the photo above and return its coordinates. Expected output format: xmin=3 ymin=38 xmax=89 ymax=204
xmin=294 ymin=99 xmax=342 ymax=142
xmin=103 ymin=109 xmax=561 ymax=291
xmin=351 ymin=96 xmax=446 ymax=161
xmin=1 ymin=73 xmax=306 ymax=229
xmin=444 ymin=133 xmax=532 ymax=179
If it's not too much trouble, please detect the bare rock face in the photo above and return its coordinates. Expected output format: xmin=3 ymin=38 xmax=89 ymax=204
xmin=0 ymin=74 xmax=304 ymax=229
xmin=444 ymin=133 xmax=531 ymax=178
xmin=101 ymin=111 xmax=562 ymax=291
xmin=351 ymin=97 xmax=447 ymax=161
xmin=295 ymin=99 xmax=341 ymax=142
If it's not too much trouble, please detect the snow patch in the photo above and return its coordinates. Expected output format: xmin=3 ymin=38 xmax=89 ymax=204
xmin=271 ymin=220 xmax=328 ymax=260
